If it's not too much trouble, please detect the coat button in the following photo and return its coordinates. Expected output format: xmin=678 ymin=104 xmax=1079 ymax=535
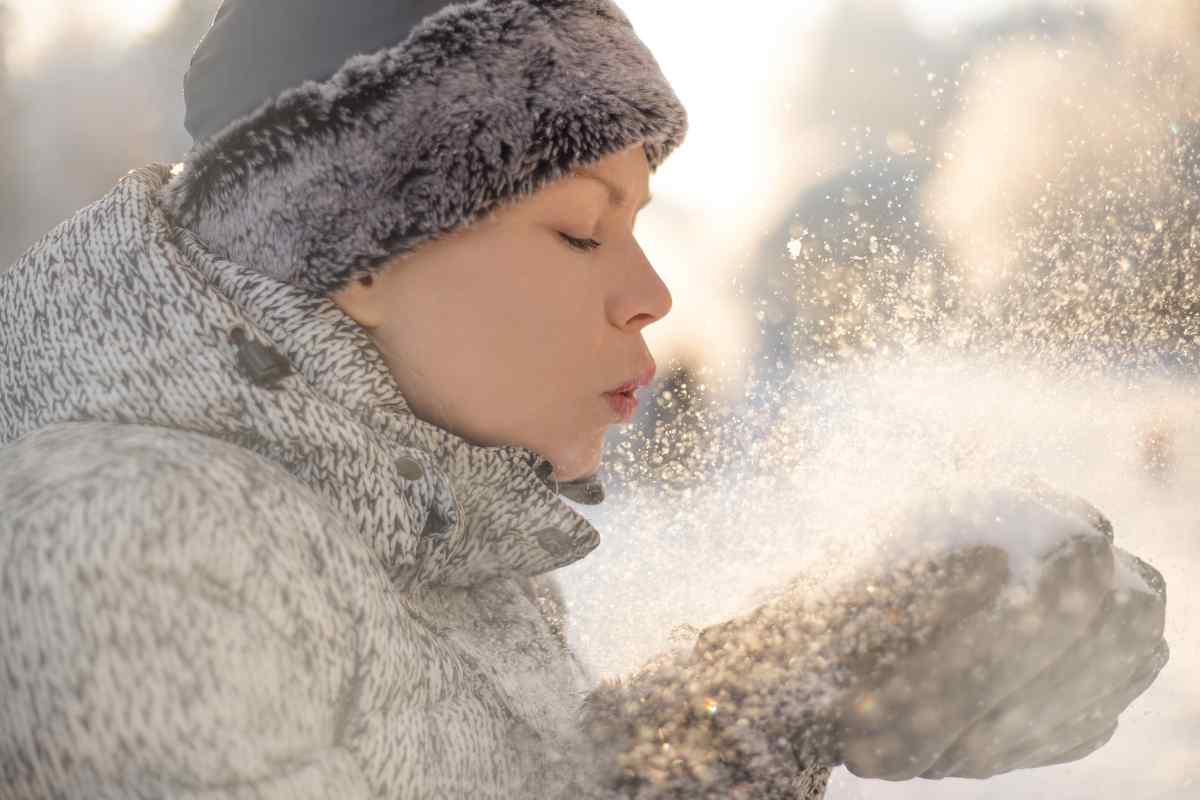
xmin=534 ymin=459 xmax=555 ymax=482
xmin=396 ymin=456 xmax=425 ymax=481
xmin=421 ymin=506 xmax=450 ymax=537
xmin=228 ymin=326 xmax=294 ymax=390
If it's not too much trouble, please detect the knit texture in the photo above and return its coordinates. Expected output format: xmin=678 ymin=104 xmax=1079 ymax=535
xmin=0 ymin=163 xmax=602 ymax=796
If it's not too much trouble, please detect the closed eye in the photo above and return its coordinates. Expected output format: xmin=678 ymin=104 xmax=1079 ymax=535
xmin=559 ymin=232 xmax=602 ymax=252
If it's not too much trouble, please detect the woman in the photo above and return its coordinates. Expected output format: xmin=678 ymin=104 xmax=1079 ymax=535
xmin=0 ymin=1 xmax=1169 ymax=798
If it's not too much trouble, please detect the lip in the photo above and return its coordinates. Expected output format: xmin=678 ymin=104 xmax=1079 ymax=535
xmin=605 ymin=363 xmax=657 ymax=396
xmin=602 ymin=363 xmax=656 ymax=422
xmin=605 ymin=390 xmax=639 ymax=422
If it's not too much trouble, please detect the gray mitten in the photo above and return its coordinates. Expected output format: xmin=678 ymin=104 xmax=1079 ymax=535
xmin=838 ymin=483 xmax=1169 ymax=780
xmin=577 ymin=482 xmax=1168 ymax=795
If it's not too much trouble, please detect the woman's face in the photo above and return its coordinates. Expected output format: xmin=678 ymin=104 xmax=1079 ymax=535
xmin=331 ymin=143 xmax=671 ymax=481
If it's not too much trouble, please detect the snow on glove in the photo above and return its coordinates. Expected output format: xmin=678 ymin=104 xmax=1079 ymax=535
xmin=577 ymin=481 xmax=1167 ymax=796
xmin=834 ymin=482 xmax=1169 ymax=780
xmin=578 ymin=504 xmax=1015 ymax=797
xmin=688 ymin=529 xmax=1017 ymax=791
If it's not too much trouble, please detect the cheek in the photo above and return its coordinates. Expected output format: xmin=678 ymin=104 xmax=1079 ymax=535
xmin=483 ymin=249 xmax=604 ymax=358
xmin=496 ymin=296 xmax=598 ymax=392
xmin=422 ymin=229 xmax=612 ymax=421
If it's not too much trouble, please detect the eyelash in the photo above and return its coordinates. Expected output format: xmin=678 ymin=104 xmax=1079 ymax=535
xmin=559 ymin=232 xmax=602 ymax=252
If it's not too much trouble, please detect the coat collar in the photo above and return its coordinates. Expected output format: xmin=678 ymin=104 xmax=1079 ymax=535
xmin=160 ymin=164 xmax=606 ymax=587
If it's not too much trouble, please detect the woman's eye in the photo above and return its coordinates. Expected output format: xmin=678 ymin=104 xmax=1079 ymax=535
xmin=559 ymin=232 xmax=602 ymax=252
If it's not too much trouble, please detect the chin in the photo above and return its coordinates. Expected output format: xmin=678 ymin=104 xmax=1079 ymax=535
xmin=552 ymin=456 xmax=602 ymax=483
xmin=549 ymin=435 xmax=604 ymax=481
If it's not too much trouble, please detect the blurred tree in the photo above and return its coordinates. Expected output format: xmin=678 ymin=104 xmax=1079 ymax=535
xmin=925 ymin=3 xmax=1200 ymax=371
xmin=748 ymin=0 xmax=964 ymax=381
xmin=0 ymin=0 xmax=219 ymax=268
xmin=802 ymin=0 xmax=955 ymax=152
xmin=0 ymin=3 xmax=23 ymax=264
xmin=755 ymin=152 xmax=947 ymax=376
xmin=748 ymin=1 xmax=1155 ymax=389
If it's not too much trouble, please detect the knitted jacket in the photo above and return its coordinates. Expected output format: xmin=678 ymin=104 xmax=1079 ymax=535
xmin=0 ymin=164 xmax=834 ymax=799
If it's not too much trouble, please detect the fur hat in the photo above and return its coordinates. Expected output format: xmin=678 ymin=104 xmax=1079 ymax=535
xmin=162 ymin=0 xmax=688 ymax=296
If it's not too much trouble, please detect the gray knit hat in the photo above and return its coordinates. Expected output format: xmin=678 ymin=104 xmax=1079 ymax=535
xmin=162 ymin=0 xmax=688 ymax=296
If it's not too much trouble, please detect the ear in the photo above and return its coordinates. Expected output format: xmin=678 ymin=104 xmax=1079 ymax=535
xmin=331 ymin=272 xmax=388 ymax=330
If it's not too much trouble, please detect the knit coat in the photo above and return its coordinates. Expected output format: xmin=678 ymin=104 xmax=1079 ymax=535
xmin=0 ymin=164 xmax=833 ymax=799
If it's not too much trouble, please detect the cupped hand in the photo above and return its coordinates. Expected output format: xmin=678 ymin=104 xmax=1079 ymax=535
xmin=837 ymin=482 xmax=1169 ymax=781
xmin=687 ymin=481 xmax=1168 ymax=788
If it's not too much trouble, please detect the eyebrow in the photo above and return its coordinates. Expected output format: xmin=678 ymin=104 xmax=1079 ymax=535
xmin=574 ymin=170 xmax=654 ymax=211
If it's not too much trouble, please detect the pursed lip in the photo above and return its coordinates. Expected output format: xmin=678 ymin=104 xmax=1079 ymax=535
xmin=604 ymin=363 xmax=657 ymax=395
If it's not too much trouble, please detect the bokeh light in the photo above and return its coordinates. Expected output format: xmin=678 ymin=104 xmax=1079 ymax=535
xmin=3 ymin=0 xmax=179 ymax=69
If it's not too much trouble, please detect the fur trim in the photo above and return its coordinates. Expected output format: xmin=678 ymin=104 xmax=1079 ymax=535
xmin=160 ymin=0 xmax=688 ymax=296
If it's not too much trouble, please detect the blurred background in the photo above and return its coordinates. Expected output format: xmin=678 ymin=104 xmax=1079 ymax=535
xmin=1 ymin=1 xmax=1197 ymax=797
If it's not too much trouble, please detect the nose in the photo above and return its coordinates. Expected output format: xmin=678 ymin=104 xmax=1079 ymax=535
xmin=608 ymin=238 xmax=673 ymax=332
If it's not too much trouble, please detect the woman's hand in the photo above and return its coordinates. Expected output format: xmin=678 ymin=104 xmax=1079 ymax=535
xmin=692 ymin=482 xmax=1168 ymax=784
xmin=836 ymin=484 xmax=1169 ymax=780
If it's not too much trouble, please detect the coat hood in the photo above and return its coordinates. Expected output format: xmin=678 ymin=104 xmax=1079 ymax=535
xmin=0 ymin=163 xmax=602 ymax=588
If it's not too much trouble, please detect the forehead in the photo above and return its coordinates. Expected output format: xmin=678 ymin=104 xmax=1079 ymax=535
xmin=566 ymin=165 xmax=652 ymax=210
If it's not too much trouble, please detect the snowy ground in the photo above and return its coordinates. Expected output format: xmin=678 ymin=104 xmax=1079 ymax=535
xmin=557 ymin=353 xmax=1199 ymax=799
